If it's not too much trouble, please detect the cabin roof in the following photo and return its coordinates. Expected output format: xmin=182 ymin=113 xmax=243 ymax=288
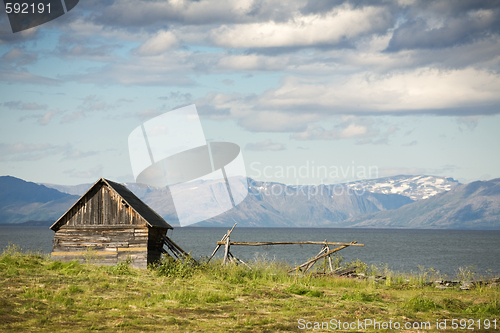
xmin=50 ymin=178 xmax=173 ymax=231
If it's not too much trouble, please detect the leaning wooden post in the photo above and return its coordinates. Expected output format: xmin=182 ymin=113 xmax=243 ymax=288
xmin=323 ymin=240 xmax=329 ymax=273
xmin=222 ymin=234 xmax=230 ymax=265
xmin=327 ymin=245 xmax=334 ymax=272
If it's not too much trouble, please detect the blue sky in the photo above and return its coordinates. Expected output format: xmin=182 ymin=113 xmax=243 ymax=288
xmin=1 ymin=0 xmax=499 ymax=185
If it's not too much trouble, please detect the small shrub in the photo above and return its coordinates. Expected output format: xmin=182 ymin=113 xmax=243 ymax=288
xmin=47 ymin=261 xmax=64 ymax=270
xmin=68 ymin=284 xmax=83 ymax=293
xmin=203 ymin=292 xmax=233 ymax=303
xmin=440 ymin=297 xmax=468 ymax=312
xmin=404 ymin=295 xmax=440 ymax=312
xmin=153 ymin=255 xmax=197 ymax=278
xmin=341 ymin=291 xmax=380 ymax=303
xmin=456 ymin=266 xmax=475 ymax=282
xmin=285 ymin=284 xmax=322 ymax=297
xmin=464 ymin=299 xmax=500 ymax=315
xmin=169 ymin=288 xmax=198 ymax=304
xmin=343 ymin=258 xmax=369 ymax=275
xmin=108 ymin=258 xmax=133 ymax=275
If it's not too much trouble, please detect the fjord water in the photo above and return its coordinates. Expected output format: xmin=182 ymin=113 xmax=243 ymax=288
xmin=1 ymin=226 xmax=499 ymax=278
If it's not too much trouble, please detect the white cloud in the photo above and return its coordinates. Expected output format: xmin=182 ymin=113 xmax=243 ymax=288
xmin=3 ymin=101 xmax=47 ymax=110
xmin=245 ymin=139 xmax=286 ymax=151
xmin=0 ymin=142 xmax=66 ymax=161
xmin=135 ymin=30 xmax=178 ymax=56
xmin=62 ymin=149 xmax=99 ymax=160
xmin=218 ymin=54 xmax=289 ymax=71
xmin=457 ymin=115 xmax=484 ymax=130
xmin=210 ymin=5 xmax=391 ymax=48
xmin=39 ymin=110 xmax=59 ymax=126
xmin=193 ymin=66 xmax=500 ymax=133
xmin=290 ymin=117 xmax=386 ymax=142
xmin=257 ymin=68 xmax=500 ymax=113
xmin=64 ymin=165 xmax=104 ymax=179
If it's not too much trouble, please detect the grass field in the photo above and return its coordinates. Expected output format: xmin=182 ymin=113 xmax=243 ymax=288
xmin=0 ymin=245 xmax=499 ymax=332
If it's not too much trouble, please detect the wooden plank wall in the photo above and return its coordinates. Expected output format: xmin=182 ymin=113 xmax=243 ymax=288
xmin=59 ymin=182 xmax=145 ymax=228
xmin=52 ymin=227 xmax=150 ymax=269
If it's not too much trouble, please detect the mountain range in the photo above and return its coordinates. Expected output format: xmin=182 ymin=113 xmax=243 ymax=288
xmin=341 ymin=178 xmax=500 ymax=229
xmin=0 ymin=175 xmax=498 ymax=229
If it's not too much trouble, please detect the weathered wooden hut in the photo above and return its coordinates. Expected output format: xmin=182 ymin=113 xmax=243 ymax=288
xmin=50 ymin=178 xmax=174 ymax=269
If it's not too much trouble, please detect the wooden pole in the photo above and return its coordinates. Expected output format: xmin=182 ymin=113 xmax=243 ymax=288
xmin=208 ymin=223 xmax=237 ymax=262
xmin=222 ymin=236 xmax=230 ymax=265
xmin=288 ymin=241 xmax=357 ymax=273
xmin=216 ymin=241 xmax=364 ymax=247
xmin=327 ymin=245 xmax=334 ymax=272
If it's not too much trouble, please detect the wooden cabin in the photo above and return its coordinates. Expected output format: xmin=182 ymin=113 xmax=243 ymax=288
xmin=50 ymin=178 xmax=173 ymax=269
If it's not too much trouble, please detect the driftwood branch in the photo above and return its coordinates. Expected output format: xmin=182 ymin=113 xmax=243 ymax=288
xmin=215 ymin=241 xmax=364 ymax=247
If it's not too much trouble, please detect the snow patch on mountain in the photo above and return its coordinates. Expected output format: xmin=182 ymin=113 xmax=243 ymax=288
xmin=345 ymin=175 xmax=460 ymax=201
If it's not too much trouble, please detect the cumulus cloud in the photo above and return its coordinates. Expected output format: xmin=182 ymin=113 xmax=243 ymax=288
xmin=61 ymin=111 xmax=85 ymax=124
xmin=64 ymin=51 xmax=197 ymax=86
xmin=3 ymin=101 xmax=47 ymax=110
xmin=89 ymin=0 xmax=297 ymax=28
xmin=257 ymin=69 xmax=500 ymax=114
xmin=457 ymin=115 xmax=484 ymax=131
xmin=402 ymin=140 xmax=418 ymax=146
xmin=18 ymin=110 xmax=60 ymax=126
xmin=0 ymin=67 xmax=60 ymax=85
xmin=191 ymin=65 xmax=500 ymax=133
xmin=210 ymin=5 xmax=392 ymax=48
xmin=136 ymin=109 xmax=161 ymax=121
xmin=134 ymin=30 xmax=178 ymax=56
xmin=245 ymin=139 xmax=286 ymax=151
xmin=38 ymin=110 xmax=60 ymax=125
xmin=1 ymin=48 xmax=37 ymax=66
xmin=2 ymin=0 xmax=500 ymax=137
xmin=290 ymin=117 xmax=387 ymax=142
xmin=0 ymin=142 xmax=66 ymax=161
xmin=57 ymin=44 xmax=120 ymax=62
xmin=386 ymin=4 xmax=500 ymax=52
xmin=62 ymin=149 xmax=100 ymax=160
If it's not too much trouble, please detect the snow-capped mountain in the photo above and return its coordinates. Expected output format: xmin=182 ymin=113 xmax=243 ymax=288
xmin=345 ymin=175 xmax=460 ymax=201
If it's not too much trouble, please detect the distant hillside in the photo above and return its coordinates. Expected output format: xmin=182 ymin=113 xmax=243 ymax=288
xmin=341 ymin=178 xmax=500 ymax=229
xmin=0 ymin=176 xmax=79 ymax=224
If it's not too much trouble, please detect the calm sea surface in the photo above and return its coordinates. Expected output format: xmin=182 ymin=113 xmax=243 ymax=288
xmin=1 ymin=226 xmax=499 ymax=278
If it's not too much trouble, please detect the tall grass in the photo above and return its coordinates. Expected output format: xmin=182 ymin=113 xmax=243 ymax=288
xmin=1 ymin=245 xmax=499 ymax=332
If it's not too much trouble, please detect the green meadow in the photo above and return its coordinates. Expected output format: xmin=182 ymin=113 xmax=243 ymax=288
xmin=1 ymin=245 xmax=498 ymax=332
